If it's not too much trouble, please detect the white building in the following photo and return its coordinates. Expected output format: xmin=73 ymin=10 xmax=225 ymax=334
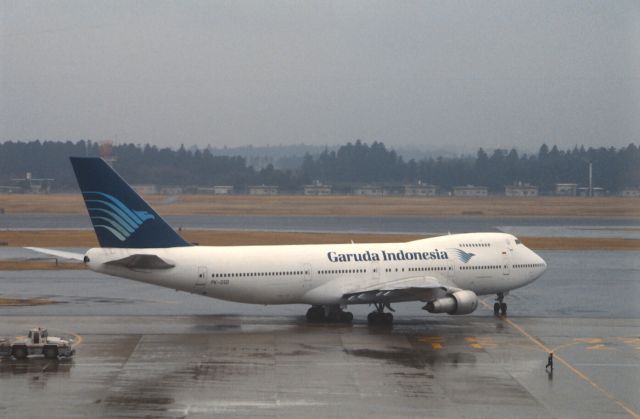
xmin=404 ymin=184 xmax=437 ymax=196
xmin=248 ymin=185 xmax=279 ymax=195
xmin=353 ymin=185 xmax=386 ymax=196
xmin=160 ymin=186 xmax=183 ymax=195
xmin=577 ymin=187 xmax=605 ymax=197
xmin=554 ymin=183 xmax=577 ymax=196
xmin=304 ymin=182 xmax=332 ymax=196
xmin=453 ymin=185 xmax=488 ymax=197
xmin=619 ymin=187 xmax=640 ymax=197
xmin=505 ymin=184 xmax=538 ymax=197
xmin=133 ymin=184 xmax=158 ymax=194
xmin=213 ymin=185 xmax=234 ymax=195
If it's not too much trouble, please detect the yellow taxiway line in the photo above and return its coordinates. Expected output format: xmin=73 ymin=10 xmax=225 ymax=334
xmin=479 ymin=300 xmax=639 ymax=419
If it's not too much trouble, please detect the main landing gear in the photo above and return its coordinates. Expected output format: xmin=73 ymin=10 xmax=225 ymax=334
xmin=493 ymin=292 xmax=507 ymax=316
xmin=306 ymin=305 xmax=353 ymax=324
xmin=367 ymin=302 xmax=394 ymax=325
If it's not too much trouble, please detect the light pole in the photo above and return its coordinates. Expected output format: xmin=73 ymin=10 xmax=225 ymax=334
xmin=589 ymin=160 xmax=593 ymax=198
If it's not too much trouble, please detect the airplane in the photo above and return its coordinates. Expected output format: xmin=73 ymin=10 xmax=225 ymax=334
xmin=28 ymin=157 xmax=547 ymax=324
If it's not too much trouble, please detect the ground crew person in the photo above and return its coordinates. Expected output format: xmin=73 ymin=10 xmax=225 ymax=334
xmin=545 ymin=352 xmax=553 ymax=371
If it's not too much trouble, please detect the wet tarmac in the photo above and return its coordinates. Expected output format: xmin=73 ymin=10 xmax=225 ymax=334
xmin=0 ymin=248 xmax=638 ymax=418
xmin=0 ymin=314 xmax=638 ymax=418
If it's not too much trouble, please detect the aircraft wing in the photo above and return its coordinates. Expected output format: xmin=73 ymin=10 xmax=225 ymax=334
xmin=343 ymin=275 xmax=460 ymax=304
xmin=25 ymin=247 xmax=84 ymax=261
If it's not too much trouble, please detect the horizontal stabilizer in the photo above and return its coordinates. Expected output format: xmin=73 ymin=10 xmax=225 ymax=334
xmin=105 ymin=254 xmax=175 ymax=270
xmin=25 ymin=247 xmax=84 ymax=261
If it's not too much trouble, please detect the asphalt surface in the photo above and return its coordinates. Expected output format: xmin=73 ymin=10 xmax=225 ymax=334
xmin=0 ymin=314 xmax=638 ymax=418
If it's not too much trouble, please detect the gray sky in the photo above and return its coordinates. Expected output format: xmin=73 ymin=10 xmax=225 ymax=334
xmin=1 ymin=0 xmax=639 ymax=151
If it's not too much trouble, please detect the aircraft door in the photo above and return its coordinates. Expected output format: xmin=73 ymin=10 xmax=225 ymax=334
xmin=302 ymin=263 xmax=312 ymax=289
xmin=501 ymin=252 xmax=510 ymax=276
xmin=371 ymin=261 xmax=380 ymax=284
xmin=447 ymin=258 xmax=455 ymax=280
xmin=196 ymin=266 xmax=207 ymax=286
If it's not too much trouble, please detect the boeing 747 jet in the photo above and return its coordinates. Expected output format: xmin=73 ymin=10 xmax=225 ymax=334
xmin=29 ymin=157 xmax=547 ymax=324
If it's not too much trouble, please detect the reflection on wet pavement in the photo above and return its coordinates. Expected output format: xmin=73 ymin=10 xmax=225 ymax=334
xmin=0 ymin=314 xmax=638 ymax=418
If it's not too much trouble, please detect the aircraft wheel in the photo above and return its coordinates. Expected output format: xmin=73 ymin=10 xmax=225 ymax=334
xmin=368 ymin=311 xmax=393 ymax=325
xmin=12 ymin=346 xmax=27 ymax=360
xmin=306 ymin=306 xmax=325 ymax=322
xmin=327 ymin=309 xmax=341 ymax=323
xmin=340 ymin=311 xmax=354 ymax=323
xmin=493 ymin=302 xmax=501 ymax=316
xmin=44 ymin=346 xmax=58 ymax=360
xmin=500 ymin=302 xmax=507 ymax=316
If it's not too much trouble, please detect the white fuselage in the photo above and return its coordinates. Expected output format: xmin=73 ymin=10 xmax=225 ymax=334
xmin=85 ymin=232 xmax=546 ymax=306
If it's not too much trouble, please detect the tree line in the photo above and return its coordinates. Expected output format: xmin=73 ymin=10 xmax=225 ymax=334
xmin=0 ymin=140 xmax=638 ymax=193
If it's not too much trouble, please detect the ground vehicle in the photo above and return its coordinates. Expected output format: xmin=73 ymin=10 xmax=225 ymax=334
xmin=0 ymin=328 xmax=75 ymax=360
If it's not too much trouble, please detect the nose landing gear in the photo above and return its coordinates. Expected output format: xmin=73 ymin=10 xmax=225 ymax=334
xmin=493 ymin=292 xmax=507 ymax=316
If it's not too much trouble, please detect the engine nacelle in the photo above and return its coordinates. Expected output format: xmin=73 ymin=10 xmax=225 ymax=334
xmin=424 ymin=290 xmax=478 ymax=315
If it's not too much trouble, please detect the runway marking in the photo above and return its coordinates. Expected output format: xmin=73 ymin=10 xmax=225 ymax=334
xmin=416 ymin=336 xmax=444 ymax=349
xmin=574 ymin=363 xmax=640 ymax=367
xmin=618 ymin=337 xmax=640 ymax=350
xmin=479 ymin=299 xmax=640 ymax=419
xmin=550 ymin=340 xmax=580 ymax=352
xmin=465 ymin=336 xmax=496 ymax=349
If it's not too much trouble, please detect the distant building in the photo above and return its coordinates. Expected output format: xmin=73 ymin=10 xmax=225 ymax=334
xmin=132 ymin=184 xmax=158 ymax=194
xmin=404 ymin=184 xmax=437 ymax=197
xmin=505 ymin=184 xmax=538 ymax=197
xmin=304 ymin=181 xmax=332 ymax=196
xmin=160 ymin=186 xmax=183 ymax=195
xmin=453 ymin=185 xmax=488 ymax=197
xmin=577 ymin=187 xmax=605 ymax=197
xmin=353 ymin=185 xmax=386 ymax=196
xmin=0 ymin=185 xmax=22 ymax=194
xmin=213 ymin=186 xmax=234 ymax=195
xmin=195 ymin=186 xmax=234 ymax=195
xmin=619 ymin=187 xmax=640 ymax=197
xmin=248 ymin=185 xmax=279 ymax=195
xmin=10 ymin=172 xmax=54 ymax=193
xmin=554 ymin=183 xmax=577 ymax=196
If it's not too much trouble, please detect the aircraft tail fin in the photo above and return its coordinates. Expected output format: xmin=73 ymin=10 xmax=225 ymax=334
xmin=70 ymin=157 xmax=192 ymax=248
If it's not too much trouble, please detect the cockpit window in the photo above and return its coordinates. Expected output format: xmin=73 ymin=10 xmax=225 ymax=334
xmin=515 ymin=239 xmax=522 ymax=245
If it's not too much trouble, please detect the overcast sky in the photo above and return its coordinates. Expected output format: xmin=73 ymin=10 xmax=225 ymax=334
xmin=1 ymin=0 xmax=639 ymax=151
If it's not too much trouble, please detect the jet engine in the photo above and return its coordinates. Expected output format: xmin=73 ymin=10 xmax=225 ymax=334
xmin=423 ymin=290 xmax=478 ymax=315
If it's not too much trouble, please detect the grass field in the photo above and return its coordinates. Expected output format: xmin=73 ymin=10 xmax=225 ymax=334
xmin=1 ymin=194 xmax=639 ymax=217
xmin=0 ymin=297 xmax=56 ymax=306
xmin=1 ymin=194 xmax=638 ymax=270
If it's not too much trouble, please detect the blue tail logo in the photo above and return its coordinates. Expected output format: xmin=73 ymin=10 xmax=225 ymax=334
xmin=84 ymin=191 xmax=155 ymax=242
xmin=449 ymin=248 xmax=475 ymax=263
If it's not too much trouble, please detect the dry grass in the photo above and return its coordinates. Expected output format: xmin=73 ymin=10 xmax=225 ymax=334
xmin=0 ymin=260 xmax=85 ymax=270
xmin=1 ymin=194 xmax=639 ymax=217
xmin=2 ymin=229 xmax=639 ymax=252
xmin=0 ymin=230 xmax=99 ymax=247
xmin=519 ymin=236 xmax=640 ymax=251
xmin=0 ymin=297 xmax=56 ymax=306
